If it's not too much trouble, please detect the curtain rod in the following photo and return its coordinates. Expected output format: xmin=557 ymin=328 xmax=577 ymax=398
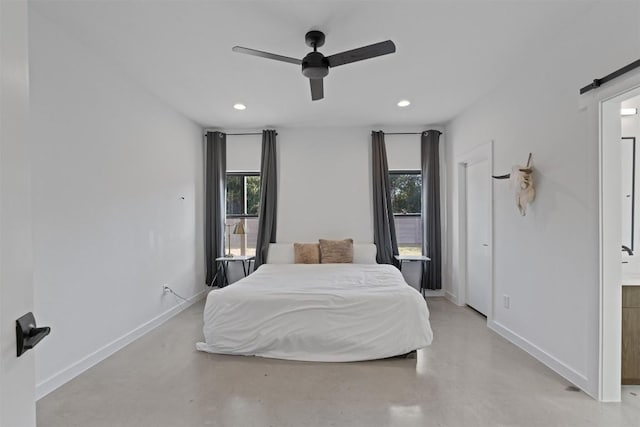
xmin=206 ymin=130 xmax=426 ymax=136
xmin=580 ymin=58 xmax=640 ymax=94
xmin=384 ymin=132 xmax=424 ymax=135
xmin=204 ymin=131 xmax=278 ymax=136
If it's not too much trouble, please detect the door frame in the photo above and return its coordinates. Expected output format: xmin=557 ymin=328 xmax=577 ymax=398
xmin=592 ymin=75 xmax=640 ymax=401
xmin=456 ymin=141 xmax=494 ymax=323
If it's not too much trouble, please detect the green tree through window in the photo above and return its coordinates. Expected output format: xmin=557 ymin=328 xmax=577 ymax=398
xmin=226 ymin=175 xmax=243 ymax=215
xmin=226 ymin=173 xmax=260 ymax=216
xmin=246 ymin=176 xmax=260 ymax=215
xmin=389 ymin=173 xmax=421 ymax=214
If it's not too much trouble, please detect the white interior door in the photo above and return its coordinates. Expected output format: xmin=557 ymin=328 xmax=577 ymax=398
xmin=465 ymin=159 xmax=491 ymax=316
xmin=1 ymin=1 xmax=37 ymax=425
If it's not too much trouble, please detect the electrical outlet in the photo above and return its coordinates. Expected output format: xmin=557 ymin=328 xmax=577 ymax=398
xmin=503 ymin=295 xmax=510 ymax=309
xmin=163 ymin=285 xmax=171 ymax=294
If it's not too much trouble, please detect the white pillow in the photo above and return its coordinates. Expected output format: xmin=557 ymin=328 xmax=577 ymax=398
xmin=266 ymin=243 xmax=295 ymax=264
xmin=266 ymin=243 xmax=377 ymax=264
xmin=352 ymin=244 xmax=377 ymax=264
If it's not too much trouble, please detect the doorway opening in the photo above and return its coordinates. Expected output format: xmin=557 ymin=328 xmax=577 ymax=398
xmin=599 ymin=83 xmax=640 ymax=401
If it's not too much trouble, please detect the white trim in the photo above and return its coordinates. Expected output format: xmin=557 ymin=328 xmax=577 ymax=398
xmin=594 ymin=78 xmax=640 ymax=401
xmin=456 ymin=162 xmax=467 ymax=306
xmin=444 ymin=291 xmax=457 ymax=304
xmin=423 ymin=289 xmax=445 ymax=298
xmin=35 ymin=289 xmax=209 ymax=400
xmin=577 ymin=65 xmax=640 ymax=401
xmin=455 ymin=141 xmax=494 ymax=322
xmin=489 ymin=320 xmax=590 ymax=392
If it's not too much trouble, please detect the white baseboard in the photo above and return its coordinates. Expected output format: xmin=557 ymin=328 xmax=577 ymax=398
xmin=444 ymin=291 xmax=458 ymax=304
xmin=488 ymin=320 xmax=589 ymax=392
xmin=423 ymin=289 xmax=445 ymax=297
xmin=36 ymin=289 xmax=209 ymax=400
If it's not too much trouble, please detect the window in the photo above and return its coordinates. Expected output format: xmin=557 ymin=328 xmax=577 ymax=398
xmin=226 ymin=173 xmax=260 ymax=256
xmin=389 ymin=171 xmax=422 ymax=256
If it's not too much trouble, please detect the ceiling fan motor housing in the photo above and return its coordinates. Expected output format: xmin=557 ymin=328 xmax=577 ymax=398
xmin=302 ymin=52 xmax=329 ymax=79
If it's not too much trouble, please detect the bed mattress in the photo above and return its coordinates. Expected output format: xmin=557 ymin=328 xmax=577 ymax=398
xmin=196 ymin=263 xmax=433 ymax=361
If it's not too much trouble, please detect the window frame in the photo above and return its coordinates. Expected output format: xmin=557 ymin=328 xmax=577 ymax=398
xmin=226 ymin=171 xmax=260 ymax=219
xmin=389 ymin=169 xmax=422 ymax=217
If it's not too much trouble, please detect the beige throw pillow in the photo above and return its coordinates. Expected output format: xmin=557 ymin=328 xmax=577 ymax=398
xmin=319 ymin=239 xmax=354 ymax=263
xmin=294 ymin=243 xmax=320 ymax=264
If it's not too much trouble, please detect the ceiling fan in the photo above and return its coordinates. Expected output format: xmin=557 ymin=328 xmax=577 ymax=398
xmin=232 ymin=30 xmax=396 ymax=101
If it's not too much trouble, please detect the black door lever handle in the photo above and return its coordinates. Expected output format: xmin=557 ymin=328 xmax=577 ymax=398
xmin=16 ymin=312 xmax=51 ymax=357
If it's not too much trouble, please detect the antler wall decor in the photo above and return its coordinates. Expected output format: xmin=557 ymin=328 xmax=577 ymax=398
xmin=493 ymin=153 xmax=535 ymax=216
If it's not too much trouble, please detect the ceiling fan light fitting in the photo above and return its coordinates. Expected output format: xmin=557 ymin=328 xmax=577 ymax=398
xmin=302 ymin=65 xmax=329 ymax=79
xmin=302 ymin=52 xmax=329 ymax=79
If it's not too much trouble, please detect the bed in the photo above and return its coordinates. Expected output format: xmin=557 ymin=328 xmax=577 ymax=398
xmin=196 ymin=244 xmax=433 ymax=362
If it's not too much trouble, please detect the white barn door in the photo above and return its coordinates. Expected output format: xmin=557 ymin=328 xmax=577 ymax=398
xmin=465 ymin=159 xmax=491 ymax=316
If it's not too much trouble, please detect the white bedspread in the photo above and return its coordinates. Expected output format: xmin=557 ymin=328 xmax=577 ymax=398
xmin=196 ymin=264 xmax=433 ymax=361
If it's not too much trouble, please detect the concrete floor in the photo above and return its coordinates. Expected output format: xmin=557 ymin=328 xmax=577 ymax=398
xmin=37 ymin=297 xmax=640 ymax=427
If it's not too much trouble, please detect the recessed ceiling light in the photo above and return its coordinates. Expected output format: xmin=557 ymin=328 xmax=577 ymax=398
xmin=397 ymin=99 xmax=411 ymax=107
xmin=621 ymin=108 xmax=637 ymax=116
xmin=233 ymin=103 xmax=246 ymax=111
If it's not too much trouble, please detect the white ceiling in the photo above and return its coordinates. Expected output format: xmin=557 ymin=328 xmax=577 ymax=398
xmin=31 ymin=1 xmax=596 ymax=129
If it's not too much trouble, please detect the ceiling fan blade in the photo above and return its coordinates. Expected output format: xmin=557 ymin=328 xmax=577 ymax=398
xmin=310 ymin=78 xmax=324 ymax=101
xmin=326 ymin=40 xmax=396 ymax=67
xmin=232 ymin=46 xmax=302 ymax=65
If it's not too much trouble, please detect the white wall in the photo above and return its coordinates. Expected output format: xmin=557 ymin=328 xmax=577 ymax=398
xmin=386 ymin=133 xmax=421 ymax=170
xmin=621 ymin=96 xmax=640 ymax=137
xmin=226 ymin=133 xmax=262 ymax=172
xmin=277 ymin=128 xmax=374 ymax=243
xmin=1 ymin=0 xmax=36 ymax=425
xmin=29 ymin=11 xmax=205 ymax=398
xmin=444 ymin=2 xmax=640 ymax=396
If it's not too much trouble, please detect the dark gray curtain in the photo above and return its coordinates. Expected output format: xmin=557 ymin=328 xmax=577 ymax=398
xmin=421 ymin=130 xmax=442 ymax=290
xmin=204 ymin=131 xmax=226 ymax=286
xmin=372 ymin=131 xmax=399 ymax=265
xmin=254 ymin=130 xmax=278 ymax=268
